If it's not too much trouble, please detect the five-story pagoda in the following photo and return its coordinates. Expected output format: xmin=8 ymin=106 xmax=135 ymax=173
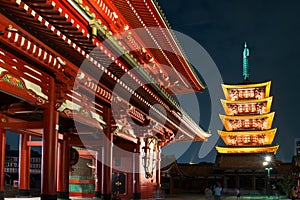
xmin=216 ymin=43 xmax=279 ymax=154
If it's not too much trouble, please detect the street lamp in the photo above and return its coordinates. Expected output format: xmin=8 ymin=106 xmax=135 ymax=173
xmin=263 ymin=156 xmax=273 ymax=198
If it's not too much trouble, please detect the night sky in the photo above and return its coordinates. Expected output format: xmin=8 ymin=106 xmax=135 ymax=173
xmin=158 ymin=0 xmax=300 ymax=163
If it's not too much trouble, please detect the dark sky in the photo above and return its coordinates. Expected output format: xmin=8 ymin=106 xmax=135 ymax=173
xmin=158 ymin=0 xmax=300 ymax=163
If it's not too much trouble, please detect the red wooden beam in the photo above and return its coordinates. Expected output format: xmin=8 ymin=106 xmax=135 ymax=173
xmin=0 ymin=121 xmax=44 ymax=129
xmin=69 ymin=192 xmax=94 ymax=198
xmin=11 ymin=129 xmax=43 ymax=138
xmin=0 ymin=13 xmax=76 ymax=83
xmin=69 ymin=179 xmax=95 ymax=184
xmin=0 ymin=130 xmax=6 ymax=198
xmin=6 ymin=103 xmax=42 ymax=115
xmin=25 ymin=134 xmax=63 ymax=147
xmin=78 ymin=149 xmax=96 ymax=157
xmin=26 ymin=141 xmax=42 ymax=146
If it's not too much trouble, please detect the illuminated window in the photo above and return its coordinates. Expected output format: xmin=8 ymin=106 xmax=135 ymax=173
xmin=250 ymin=90 xmax=255 ymax=98
xmin=244 ymin=90 xmax=250 ymax=98
xmin=252 ymin=135 xmax=258 ymax=144
xmin=251 ymin=103 xmax=256 ymax=113
xmin=244 ymin=119 xmax=250 ymax=128
xmin=243 ymin=136 xmax=251 ymax=144
xmin=238 ymin=104 xmax=243 ymax=113
xmin=244 ymin=104 xmax=250 ymax=113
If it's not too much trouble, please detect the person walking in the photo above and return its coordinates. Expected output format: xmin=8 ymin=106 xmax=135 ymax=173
xmin=289 ymin=185 xmax=297 ymax=200
xmin=236 ymin=188 xmax=241 ymax=200
xmin=204 ymin=186 xmax=213 ymax=200
xmin=213 ymin=183 xmax=222 ymax=200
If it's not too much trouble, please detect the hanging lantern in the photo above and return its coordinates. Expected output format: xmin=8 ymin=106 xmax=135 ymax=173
xmin=142 ymin=135 xmax=158 ymax=179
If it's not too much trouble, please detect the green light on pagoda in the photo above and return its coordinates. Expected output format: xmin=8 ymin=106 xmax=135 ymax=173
xmin=243 ymin=42 xmax=250 ymax=81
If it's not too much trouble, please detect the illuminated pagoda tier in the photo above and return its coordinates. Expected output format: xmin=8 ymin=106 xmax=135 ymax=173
xmin=216 ymin=43 xmax=279 ymax=154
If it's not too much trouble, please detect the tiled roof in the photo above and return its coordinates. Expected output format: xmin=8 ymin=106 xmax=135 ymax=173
xmin=215 ymin=153 xmax=276 ymax=169
xmin=177 ymin=163 xmax=214 ymax=177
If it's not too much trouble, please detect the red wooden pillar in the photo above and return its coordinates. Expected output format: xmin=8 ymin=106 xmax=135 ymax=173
xmin=18 ymin=134 xmax=31 ymax=197
xmin=101 ymin=107 xmax=112 ymax=200
xmin=0 ymin=129 xmax=6 ymax=200
xmin=41 ymin=76 xmax=58 ymax=200
xmin=57 ymin=136 xmax=70 ymax=199
xmin=156 ymin=146 xmax=161 ymax=190
xmin=132 ymin=142 xmax=141 ymax=199
xmin=95 ymin=150 xmax=102 ymax=198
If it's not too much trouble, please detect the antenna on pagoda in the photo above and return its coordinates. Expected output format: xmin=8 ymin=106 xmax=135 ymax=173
xmin=243 ymin=42 xmax=250 ymax=82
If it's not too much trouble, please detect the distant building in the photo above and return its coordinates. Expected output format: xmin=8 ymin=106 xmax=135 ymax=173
xmin=161 ymin=159 xmax=292 ymax=195
xmin=295 ymin=138 xmax=300 ymax=156
xmin=4 ymin=145 xmax=41 ymax=195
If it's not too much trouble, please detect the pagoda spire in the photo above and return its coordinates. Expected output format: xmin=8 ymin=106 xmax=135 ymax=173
xmin=243 ymin=42 xmax=250 ymax=81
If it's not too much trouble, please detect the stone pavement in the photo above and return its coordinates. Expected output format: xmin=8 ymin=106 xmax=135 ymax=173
xmin=163 ymin=193 xmax=289 ymax=200
xmin=3 ymin=194 xmax=291 ymax=200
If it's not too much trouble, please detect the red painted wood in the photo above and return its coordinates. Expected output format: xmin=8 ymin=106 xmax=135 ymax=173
xmin=69 ymin=192 xmax=94 ymax=197
xmin=26 ymin=141 xmax=42 ymax=146
xmin=57 ymin=138 xmax=70 ymax=193
xmin=101 ymin=107 xmax=113 ymax=196
xmin=69 ymin=179 xmax=95 ymax=184
xmin=0 ymin=130 xmax=6 ymax=193
xmin=0 ymin=13 xmax=76 ymax=84
xmin=50 ymin=0 xmax=90 ymax=33
xmin=0 ymin=121 xmax=44 ymax=129
xmin=18 ymin=134 xmax=31 ymax=190
xmin=95 ymin=151 xmax=102 ymax=194
xmin=41 ymin=76 xmax=59 ymax=196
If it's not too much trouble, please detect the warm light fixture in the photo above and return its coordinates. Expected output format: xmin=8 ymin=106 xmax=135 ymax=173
xmin=142 ymin=135 xmax=158 ymax=179
xmin=265 ymin=155 xmax=271 ymax=162
xmin=263 ymin=161 xmax=269 ymax=166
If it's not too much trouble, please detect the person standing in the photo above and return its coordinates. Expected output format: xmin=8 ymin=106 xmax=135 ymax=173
xmin=236 ymin=188 xmax=241 ymax=200
xmin=289 ymin=185 xmax=297 ymax=200
xmin=214 ymin=183 xmax=222 ymax=200
xmin=205 ymin=186 xmax=213 ymax=200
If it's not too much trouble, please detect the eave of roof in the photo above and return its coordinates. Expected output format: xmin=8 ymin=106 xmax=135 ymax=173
xmin=111 ymin=0 xmax=205 ymax=94
xmin=0 ymin=0 xmax=209 ymax=140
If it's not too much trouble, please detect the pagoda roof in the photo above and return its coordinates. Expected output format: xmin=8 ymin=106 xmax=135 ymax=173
xmin=218 ymin=129 xmax=277 ymax=146
xmin=221 ymin=97 xmax=273 ymax=116
xmin=161 ymin=161 xmax=215 ymax=177
xmin=215 ymin=145 xmax=279 ymax=154
xmin=221 ymin=96 xmax=273 ymax=104
xmin=161 ymin=162 xmax=182 ymax=177
xmin=222 ymin=81 xmax=271 ymax=90
xmin=220 ymin=112 xmax=275 ymax=120
xmin=220 ymin=112 xmax=275 ymax=131
xmin=222 ymin=81 xmax=271 ymax=100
